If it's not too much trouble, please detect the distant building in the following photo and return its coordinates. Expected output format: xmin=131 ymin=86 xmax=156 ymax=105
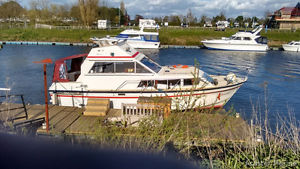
xmin=216 ymin=21 xmax=230 ymax=28
xmin=139 ymin=19 xmax=158 ymax=29
xmin=216 ymin=21 xmax=229 ymax=30
xmin=98 ymin=20 xmax=110 ymax=29
xmin=234 ymin=22 xmax=239 ymax=27
xmin=204 ymin=19 xmax=212 ymax=27
xmin=270 ymin=2 xmax=300 ymax=30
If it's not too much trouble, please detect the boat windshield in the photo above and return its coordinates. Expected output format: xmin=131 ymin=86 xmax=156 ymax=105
xmin=201 ymin=71 xmax=214 ymax=84
xmin=140 ymin=57 xmax=161 ymax=73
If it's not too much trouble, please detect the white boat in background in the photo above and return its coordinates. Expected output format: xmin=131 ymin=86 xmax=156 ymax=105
xmin=91 ymin=28 xmax=160 ymax=49
xmin=282 ymin=41 xmax=300 ymax=52
xmin=201 ymin=25 xmax=268 ymax=51
xmin=49 ymin=41 xmax=247 ymax=110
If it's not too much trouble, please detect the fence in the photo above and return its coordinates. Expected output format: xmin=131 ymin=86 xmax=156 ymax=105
xmin=121 ymin=103 xmax=165 ymax=126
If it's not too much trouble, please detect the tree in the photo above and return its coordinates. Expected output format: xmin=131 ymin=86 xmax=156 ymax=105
xmin=235 ymin=15 xmax=244 ymax=27
xmin=70 ymin=5 xmax=81 ymax=21
xmin=200 ymin=15 xmax=207 ymax=27
xmin=186 ymin=8 xmax=194 ymax=24
xmin=0 ymin=1 xmax=24 ymax=19
xmin=120 ymin=1 xmax=126 ymax=15
xmin=78 ymin=0 xmax=99 ymax=27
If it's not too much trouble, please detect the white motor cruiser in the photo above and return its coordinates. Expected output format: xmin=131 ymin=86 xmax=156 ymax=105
xmin=202 ymin=25 xmax=268 ymax=51
xmin=91 ymin=28 xmax=160 ymax=49
xmin=282 ymin=41 xmax=300 ymax=52
xmin=49 ymin=41 xmax=247 ymax=110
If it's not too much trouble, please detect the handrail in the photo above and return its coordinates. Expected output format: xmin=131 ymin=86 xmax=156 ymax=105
xmin=0 ymin=94 xmax=28 ymax=123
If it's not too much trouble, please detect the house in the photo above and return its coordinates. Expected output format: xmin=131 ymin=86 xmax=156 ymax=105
xmin=139 ymin=19 xmax=159 ymax=29
xmin=271 ymin=2 xmax=300 ymax=30
xmin=234 ymin=22 xmax=239 ymax=27
xmin=204 ymin=20 xmax=212 ymax=27
xmin=216 ymin=21 xmax=230 ymax=28
xmin=216 ymin=21 xmax=230 ymax=30
xmin=98 ymin=20 xmax=110 ymax=29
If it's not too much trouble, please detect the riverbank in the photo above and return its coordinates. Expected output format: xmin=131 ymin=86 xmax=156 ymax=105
xmin=0 ymin=27 xmax=299 ymax=47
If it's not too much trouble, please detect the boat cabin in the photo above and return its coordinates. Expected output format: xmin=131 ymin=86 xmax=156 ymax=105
xmin=52 ymin=42 xmax=216 ymax=91
xmin=116 ymin=29 xmax=159 ymax=42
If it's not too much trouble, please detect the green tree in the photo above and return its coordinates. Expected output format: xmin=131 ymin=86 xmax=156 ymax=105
xmin=0 ymin=1 xmax=24 ymax=19
xmin=235 ymin=15 xmax=244 ymax=27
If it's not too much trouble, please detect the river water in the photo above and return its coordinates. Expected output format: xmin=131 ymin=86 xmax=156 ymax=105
xmin=0 ymin=45 xmax=299 ymax=122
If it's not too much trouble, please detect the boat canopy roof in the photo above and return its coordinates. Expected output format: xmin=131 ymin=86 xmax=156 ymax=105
xmin=53 ymin=53 xmax=87 ymax=82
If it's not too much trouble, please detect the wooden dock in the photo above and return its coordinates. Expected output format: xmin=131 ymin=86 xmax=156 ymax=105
xmin=0 ymin=103 xmax=121 ymax=136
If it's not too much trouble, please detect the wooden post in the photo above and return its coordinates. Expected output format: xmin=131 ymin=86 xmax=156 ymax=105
xmin=43 ymin=64 xmax=49 ymax=132
xmin=33 ymin=58 xmax=52 ymax=133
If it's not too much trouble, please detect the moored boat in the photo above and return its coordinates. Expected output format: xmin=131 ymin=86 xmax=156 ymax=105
xmin=91 ymin=28 xmax=160 ymax=49
xmin=49 ymin=41 xmax=247 ymax=110
xmin=201 ymin=25 xmax=268 ymax=51
xmin=282 ymin=41 xmax=300 ymax=52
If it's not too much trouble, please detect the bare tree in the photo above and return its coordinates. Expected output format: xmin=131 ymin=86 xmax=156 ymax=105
xmin=120 ymin=1 xmax=125 ymax=15
xmin=78 ymin=0 xmax=99 ymax=27
xmin=186 ymin=8 xmax=194 ymax=24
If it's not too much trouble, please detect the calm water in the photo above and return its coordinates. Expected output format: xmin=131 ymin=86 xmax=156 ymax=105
xmin=0 ymin=45 xmax=299 ymax=122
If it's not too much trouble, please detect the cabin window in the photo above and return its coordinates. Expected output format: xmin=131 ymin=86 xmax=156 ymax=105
xmin=168 ymin=79 xmax=181 ymax=87
xmin=234 ymin=37 xmax=241 ymax=40
xmin=136 ymin=62 xmax=152 ymax=73
xmin=138 ymin=80 xmax=154 ymax=87
xmin=128 ymin=35 xmax=139 ymax=38
xmin=151 ymin=35 xmax=159 ymax=41
xmin=115 ymin=62 xmax=135 ymax=73
xmin=184 ymin=79 xmax=199 ymax=86
xmin=89 ymin=62 xmax=114 ymax=73
xmin=244 ymin=37 xmax=251 ymax=40
xmin=140 ymin=57 xmax=161 ymax=73
xmin=144 ymin=35 xmax=151 ymax=41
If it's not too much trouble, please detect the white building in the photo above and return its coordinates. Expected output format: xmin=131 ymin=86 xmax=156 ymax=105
xmin=216 ymin=21 xmax=230 ymax=28
xmin=98 ymin=20 xmax=110 ymax=29
xmin=139 ymin=19 xmax=159 ymax=29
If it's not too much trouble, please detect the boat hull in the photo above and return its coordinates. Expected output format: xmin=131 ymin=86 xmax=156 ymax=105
xmin=202 ymin=41 xmax=268 ymax=51
xmin=50 ymin=83 xmax=243 ymax=110
xmin=282 ymin=44 xmax=300 ymax=52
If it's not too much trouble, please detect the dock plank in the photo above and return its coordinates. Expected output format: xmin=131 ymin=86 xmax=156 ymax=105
xmin=52 ymin=108 xmax=83 ymax=133
xmin=66 ymin=116 xmax=100 ymax=134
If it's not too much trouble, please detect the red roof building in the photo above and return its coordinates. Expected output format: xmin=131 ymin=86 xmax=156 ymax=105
xmin=272 ymin=2 xmax=300 ymax=29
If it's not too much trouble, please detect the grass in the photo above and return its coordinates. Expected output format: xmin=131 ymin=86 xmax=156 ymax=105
xmin=1 ymin=26 xmax=299 ymax=47
xmin=91 ymin=107 xmax=299 ymax=168
xmin=0 ymin=28 xmax=122 ymax=42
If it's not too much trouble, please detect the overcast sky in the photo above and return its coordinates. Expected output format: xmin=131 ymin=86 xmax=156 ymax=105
xmin=19 ymin=0 xmax=298 ymax=18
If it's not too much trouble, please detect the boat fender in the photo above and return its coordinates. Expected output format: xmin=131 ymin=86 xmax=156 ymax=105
xmin=181 ymin=65 xmax=189 ymax=68
xmin=226 ymin=73 xmax=236 ymax=84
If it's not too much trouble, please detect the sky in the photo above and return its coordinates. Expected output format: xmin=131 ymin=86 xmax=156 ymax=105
xmin=18 ymin=0 xmax=298 ymax=18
